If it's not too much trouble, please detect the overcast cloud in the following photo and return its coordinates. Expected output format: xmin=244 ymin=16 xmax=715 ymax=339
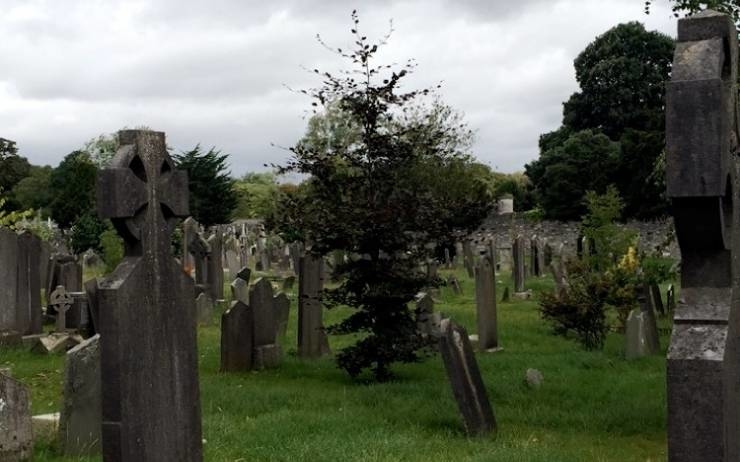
xmin=0 ymin=0 xmax=678 ymax=176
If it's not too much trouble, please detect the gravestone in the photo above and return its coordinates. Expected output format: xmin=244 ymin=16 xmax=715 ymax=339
xmin=47 ymin=255 xmax=82 ymax=299
xmin=274 ymin=292 xmax=290 ymax=338
xmin=649 ymin=282 xmax=665 ymax=316
xmin=195 ymin=292 xmax=214 ymax=325
xmin=207 ymin=227 xmax=224 ymax=300
xmin=237 ymin=266 xmax=251 ymax=284
xmin=16 ymin=230 xmax=42 ymax=335
xmin=250 ymin=278 xmax=281 ymax=369
xmin=49 ymin=285 xmax=73 ymax=332
xmin=447 ymin=274 xmax=462 ymax=295
xmin=230 ymin=277 xmax=249 ymax=305
xmin=220 ymin=300 xmax=253 ymax=372
xmin=224 ymin=239 xmax=241 ymax=281
xmin=667 ymin=284 xmax=676 ymax=312
xmin=474 ymin=256 xmax=498 ymax=352
xmin=0 ymin=227 xmax=19 ymax=337
xmin=463 ymin=240 xmax=475 ymax=278
xmin=298 ymin=254 xmax=330 ymax=358
xmin=438 ymin=318 xmax=496 ymax=436
xmin=530 ymin=236 xmax=541 ymax=277
xmin=543 ymin=241 xmax=553 ymax=268
xmin=96 ymin=130 xmax=202 ymax=461
xmin=283 ymin=275 xmax=296 ymax=290
xmin=84 ymin=278 xmax=100 ymax=335
xmin=416 ymin=292 xmax=436 ymax=337
xmin=59 ymin=334 xmax=101 ymax=456
xmin=0 ymin=372 xmax=33 ymax=461
xmin=512 ymin=235 xmax=526 ymax=293
xmin=181 ymin=217 xmax=198 ymax=274
xmin=188 ymin=230 xmax=210 ymax=287
xmin=665 ymin=11 xmax=740 ymax=462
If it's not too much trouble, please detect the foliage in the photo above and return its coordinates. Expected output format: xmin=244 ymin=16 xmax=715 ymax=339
xmin=83 ymin=132 xmax=119 ymax=168
xmin=11 ymin=165 xmax=53 ymax=215
xmin=276 ymin=12 xmax=491 ymax=380
xmin=0 ymin=192 xmax=34 ymax=229
xmin=173 ymin=145 xmax=238 ymax=227
xmin=0 ymin=152 xmax=32 ymax=211
xmin=491 ymin=171 xmax=536 ymax=211
xmin=48 ymin=151 xmax=98 ymax=229
xmin=580 ymin=186 xmax=637 ymax=270
xmin=525 ymin=22 xmax=674 ymax=220
xmin=644 ymin=0 xmax=740 ymax=20
xmin=99 ymin=228 xmax=124 ymax=273
xmin=0 ymin=137 xmax=18 ymax=159
xmin=69 ymin=210 xmax=108 ymax=254
xmin=233 ymin=172 xmax=281 ymax=219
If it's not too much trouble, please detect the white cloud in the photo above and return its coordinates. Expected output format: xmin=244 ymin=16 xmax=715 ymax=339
xmin=0 ymin=0 xmax=678 ymax=174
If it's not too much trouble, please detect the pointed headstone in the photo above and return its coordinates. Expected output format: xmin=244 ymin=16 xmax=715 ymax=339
xmin=220 ymin=301 xmax=253 ymax=372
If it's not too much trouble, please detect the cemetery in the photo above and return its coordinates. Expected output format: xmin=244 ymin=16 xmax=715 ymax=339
xmin=0 ymin=3 xmax=737 ymax=461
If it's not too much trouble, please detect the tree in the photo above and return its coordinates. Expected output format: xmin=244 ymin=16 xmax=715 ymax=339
xmin=0 ymin=152 xmax=31 ymax=210
xmin=525 ymin=22 xmax=674 ymax=220
xmin=0 ymin=137 xmax=18 ymax=159
xmin=48 ymin=151 xmax=98 ymax=229
xmin=83 ymin=132 xmax=119 ymax=168
xmin=275 ymin=12 xmax=492 ymax=380
xmin=173 ymin=145 xmax=238 ymax=227
xmin=232 ymin=172 xmax=280 ymax=219
xmin=644 ymin=0 xmax=740 ymax=21
xmin=12 ymin=165 xmax=53 ymax=214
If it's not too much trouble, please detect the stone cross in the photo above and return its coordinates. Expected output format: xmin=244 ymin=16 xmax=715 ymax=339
xmin=665 ymin=11 xmax=739 ymax=462
xmin=96 ymin=130 xmax=202 ymax=461
xmin=50 ymin=285 xmax=73 ymax=332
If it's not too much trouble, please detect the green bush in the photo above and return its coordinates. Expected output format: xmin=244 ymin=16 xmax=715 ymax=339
xmin=69 ymin=211 xmax=107 ymax=254
xmin=99 ymin=228 xmax=123 ymax=273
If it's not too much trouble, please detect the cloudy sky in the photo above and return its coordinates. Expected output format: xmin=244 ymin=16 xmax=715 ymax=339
xmin=0 ymin=0 xmax=678 ymax=176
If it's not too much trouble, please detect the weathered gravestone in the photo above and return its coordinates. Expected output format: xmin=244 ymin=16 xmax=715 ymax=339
xmin=274 ymin=292 xmax=290 ymax=338
xmin=224 ymin=236 xmax=241 ymax=281
xmin=17 ymin=230 xmax=42 ymax=335
xmin=416 ymin=292 xmax=437 ymax=337
xmin=231 ymin=275 xmax=249 ymax=305
xmin=625 ymin=287 xmax=660 ymax=360
xmin=0 ymin=372 xmax=33 ymax=461
xmin=250 ymin=278 xmax=281 ymax=369
xmin=96 ymin=130 xmax=202 ymax=461
xmin=195 ymin=292 xmax=214 ymax=326
xmin=438 ymin=318 xmax=496 ymax=436
xmin=665 ymin=11 xmax=740 ymax=462
xmin=447 ymin=274 xmax=462 ymax=295
xmin=181 ymin=216 xmax=198 ymax=274
xmin=667 ymin=284 xmax=676 ymax=312
xmin=59 ymin=334 xmax=101 ymax=456
xmin=512 ymin=235 xmax=526 ymax=293
xmin=463 ymin=240 xmax=475 ymax=278
xmin=0 ymin=227 xmax=19 ymax=338
xmin=47 ymin=254 xmax=82 ymax=301
xmin=187 ymin=226 xmax=210 ymax=289
xmin=474 ymin=256 xmax=499 ymax=352
xmin=220 ymin=300 xmax=253 ymax=372
xmin=49 ymin=285 xmax=73 ymax=332
xmin=530 ymin=236 xmax=541 ymax=277
xmin=207 ymin=227 xmax=225 ymax=300
xmin=298 ymin=254 xmax=330 ymax=358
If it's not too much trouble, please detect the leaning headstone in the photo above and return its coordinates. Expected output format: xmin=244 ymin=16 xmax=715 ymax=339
xmin=274 ymin=293 xmax=290 ymax=338
xmin=438 ymin=318 xmax=496 ymax=436
xmin=96 ymin=129 xmax=202 ymax=460
xmin=298 ymin=254 xmax=330 ymax=358
xmin=16 ymin=230 xmax=42 ymax=335
xmin=665 ymin=11 xmax=739 ymax=461
xmin=59 ymin=334 xmax=101 ymax=456
xmin=220 ymin=300 xmax=253 ymax=372
xmin=512 ymin=235 xmax=526 ymax=293
xmin=0 ymin=227 xmax=19 ymax=337
xmin=474 ymin=257 xmax=498 ymax=352
xmin=0 ymin=372 xmax=33 ymax=461
xmin=207 ymin=227 xmax=224 ymax=300
xmin=250 ymin=278 xmax=281 ymax=369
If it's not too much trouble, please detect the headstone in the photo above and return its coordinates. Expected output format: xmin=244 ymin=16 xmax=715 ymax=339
xmin=50 ymin=285 xmax=73 ymax=332
xmin=625 ymin=308 xmax=660 ymax=359
xmin=16 ymin=230 xmax=42 ymax=335
xmin=274 ymin=293 xmax=290 ymax=338
xmin=650 ymin=282 xmax=665 ymax=316
xmin=463 ymin=241 xmax=475 ymax=278
xmin=84 ymin=278 xmax=100 ymax=335
xmin=283 ymin=275 xmax=296 ymax=291
xmin=47 ymin=254 xmax=82 ymax=299
xmin=230 ymin=277 xmax=249 ymax=305
xmin=250 ymin=278 xmax=281 ymax=369
xmin=236 ymin=266 xmax=251 ymax=285
xmin=500 ymin=286 xmax=510 ymax=303
xmin=195 ymin=292 xmax=214 ymax=325
xmin=438 ymin=318 xmax=496 ymax=436
xmin=0 ymin=372 xmax=33 ymax=460
xmin=220 ymin=300 xmax=253 ymax=372
xmin=416 ymin=292 xmax=436 ymax=337
xmin=188 ymin=231 xmax=209 ymax=287
xmin=524 ymin=368 xmax=544 ymax=389
xmin=181 ymin=217 xmax=198 ymax=274
xmin=474 ymin=257 xmax=498 ymax=352
xmin=512 ymin=235 xmax=526 ymax=293
xmin=66 ymin=291 xmax=91 ymax=333
xmin=224 ymin=236 xmax=241 ymax=281
xmin=0 ymin=227 xmax=19 ymax=337
xmin=207 ymin=227 xmax=224 ymax=300
xmin=446 ymin=274 xmax=462 ymax=296
xmin=665 ymin=11 xmax=739 ymax=461
xmin=96 ymin=129 xmax=202 ymax=460
xmin=667 ymin=284 xmax=676 ymax=312
xmin=530 ymin=236 xmax=541 ymax=277
xmin=298 ymin=254 xmax=330 ymax=358
xmin=59 ymin=334 xmax=101 ymax=456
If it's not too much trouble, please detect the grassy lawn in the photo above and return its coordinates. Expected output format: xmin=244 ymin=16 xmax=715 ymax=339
xmin=2 ymin=266 xmax=670 ymax=461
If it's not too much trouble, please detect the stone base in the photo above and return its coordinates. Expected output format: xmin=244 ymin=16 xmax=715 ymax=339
xmin=31 ymin=333 xmax=84 ymax=355
xmin=32 ymin=413 xmax=59 ymax=441
xmin=22 ymin=334 xmax=47 ymax=348
xmin=253 ymin=344 xmax=282 ymax=369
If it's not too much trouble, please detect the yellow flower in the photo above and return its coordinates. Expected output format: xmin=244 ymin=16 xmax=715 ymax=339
xmin=618 ymin=246 xmax=638 ymax=273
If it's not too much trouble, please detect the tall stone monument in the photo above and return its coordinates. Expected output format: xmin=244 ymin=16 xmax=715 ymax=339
xmin=96 ymin=130 xmax=202 ymax=461
xmin=665 ymin=11 xmax=740 ymax=462
xmin=298 ymin=254 xmax=330 ymax=358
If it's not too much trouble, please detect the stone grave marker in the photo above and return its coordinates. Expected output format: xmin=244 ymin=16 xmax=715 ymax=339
xmin=207 ymin=227 xmax=224 ymax=300
xmin=220 ymin=300 xmax=253 ymax=372
xmin=17 ymin=230 xmax=42 ymax=335
xmin=298 ymin=254 xmax=330 ymax=358
xmin=438 ymin=318 xmax=496 ymax=437
xmin=0 ymin=227 xmax=19 ymax=338
xmin=665 ymin=11 xmax=739 ymax=461
xmin=59 ymin=334 xmax=101 ymax=456
xmin=474 ymin=256 xmax=499 ymax=352
xmin=224 ymin=236 xmax=241 ymax=281
xmin=463 ymin=240 xmax=475 ymax=278
xmin=0 ymin=372 xmax=33 ymax=461
xmin=274 ymin=292 xmax=290 ymax=338
xmin=250 ymin=278 xmax=281 ymax=369
xmin=231 ymin=277 xmax=249 ymax=305
xmin=447 ymin=274 xmax=462 ymax=295
xmin=188 ymin=230 xmax=210 ymax=288
xmin=96 ymin=129 xmax=202 ymax=460
xmin=50 ymin=285 xmax=73 ymax=332
xmin=512 ymin=235 xmax=526 ymax=293
xmin=195 ymin=292 xmax=214 ymax=326
xmin=416 ymin=292 xmax=437 ymax=337
xmin=236 ymin=266 xmax=251 ymax=285
xmin=666 ymin=284 xmax=676 ymax=312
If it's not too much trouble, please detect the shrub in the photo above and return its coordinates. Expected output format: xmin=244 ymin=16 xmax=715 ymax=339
xmin=99 ymin=228 xmax=123 ymax=274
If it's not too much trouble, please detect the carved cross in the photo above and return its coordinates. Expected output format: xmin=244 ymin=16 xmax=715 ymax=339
xmin=49 ymin=285 xmax=73 ymax=332
xmin=97 ymin=130 xmax=189 ymax=254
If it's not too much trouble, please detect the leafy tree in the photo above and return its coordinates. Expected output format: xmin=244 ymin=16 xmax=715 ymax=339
xmin=173 ymin=145 xmax=238 ymax=227
xmin=12 ymin=165 xmax=53 ymax=214
xmin=275 ymin=12 xmax=492 ymax=381
xmin=644 ymin=0 xmax=740 ymax=20
xmin=84 ymin=132 xmax=119 ymax=168
xmin=233 ymin=172 xmax=280 ymax=219
xmin=0 ymin=153 xmax=31 ymax=210
xmin=526 ymin=22 xmax=674 ymax=220
xmin=0 ymin=137 xmax=18 ymax=159
xmin=48 ymin=151 xmax=98 ymax=229
xmin=69 ymin=210 xmax=108 ymax=254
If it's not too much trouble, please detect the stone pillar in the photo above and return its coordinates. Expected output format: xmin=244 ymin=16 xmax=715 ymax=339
xmin=474 ymin=256 xmax=498 ymax=351
xmin=207 ymin=227 xmax=224 ymax=300
xmin=0 ymin=227 xmax=18 ymax=336
xmin=16 ymin=230 xmax=42 ymax=335
xmin=298 ymin=254 xmax=330 ymax=358
xmin=512 ymin=235 xmax=526 ymax=293
xmin=97 ymin=130 xmax=202 ymax=461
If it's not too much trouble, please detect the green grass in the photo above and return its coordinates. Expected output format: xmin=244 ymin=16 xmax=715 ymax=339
xmin=2 ymin=267 xmax=670 ymax=461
